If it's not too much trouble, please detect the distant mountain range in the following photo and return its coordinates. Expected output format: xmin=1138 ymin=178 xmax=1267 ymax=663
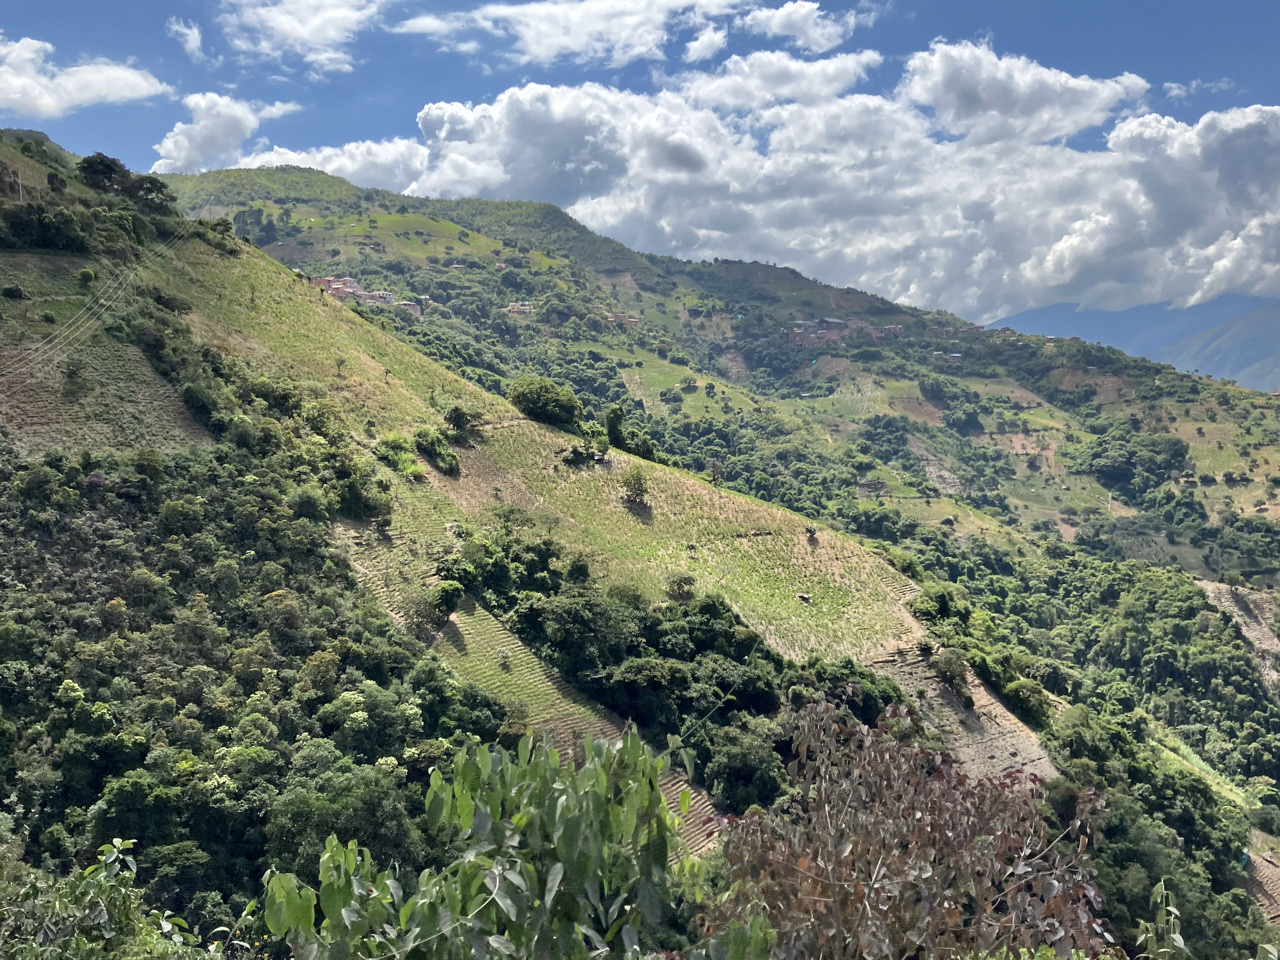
xmin=1002 ymin=294 xmax=1280 ymax=391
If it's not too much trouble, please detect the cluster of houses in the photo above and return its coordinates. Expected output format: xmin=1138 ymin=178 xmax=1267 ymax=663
xmin=313 ymin=277 xmax=422 ymax=317
xmin=788 ymin=318 xmax=905 ymax=348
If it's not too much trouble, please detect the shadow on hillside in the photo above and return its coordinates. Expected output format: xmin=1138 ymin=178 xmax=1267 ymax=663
xmin=438 ymin=619 xmax=468 ymax=654
xmin=623 ymin=499 xmax=653 ymax=525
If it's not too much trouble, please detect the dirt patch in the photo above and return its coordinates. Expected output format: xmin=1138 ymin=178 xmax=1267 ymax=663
xmin=907 ymin=436 xmax=962 ymax=493
xmin=0 ymin=334 xmax=209 ymax=457
xmin=717 ymin=349 xmax=750 ymax=383
xmin=896 ymin=398 xmax=944 ymax=426
xmin=861 ymin=643 xmax=1057 ymax=783
xmin=1050 ymin=369 xmax=1137 ymax=405
xmin=1198 ymin=580 xmax=1280 ymax=685
xmin=1247 ymin=832 xmax=1280 ymax=924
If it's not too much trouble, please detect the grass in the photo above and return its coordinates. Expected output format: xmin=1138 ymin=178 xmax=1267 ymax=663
xmin=422 ymin=421 xmax=917 ymax=661
xmin=161 ymin=239 xmax=511 ymax=434
xmin=0 ymin=250 xmax=209 ymax=456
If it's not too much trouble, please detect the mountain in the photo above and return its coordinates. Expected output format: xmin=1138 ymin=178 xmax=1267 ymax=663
xmin=1158 ymin=299 xmax=1280 ymax=391
xmin=7 ymin=134 xmax=1280 ymax=955
xmin=1002 ymin=294 xmax=1280 ymax=388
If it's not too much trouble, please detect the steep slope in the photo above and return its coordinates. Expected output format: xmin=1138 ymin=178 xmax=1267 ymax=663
xmin=1157 ymin=301 xmax=1280 ymax=391
xmin=1002 ymin=294 xmax=1270 ymax=353
xmin=162 ymin=239 xmax=919 ymax=659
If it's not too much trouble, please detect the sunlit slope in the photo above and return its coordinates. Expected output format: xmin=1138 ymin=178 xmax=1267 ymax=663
xmin=422 ymin=420 xmax=919 ymax=661
xmin=159 ymin=238 xmax=916 ymax=658
xmin=161 ymin=238 xmax=510 ymax=430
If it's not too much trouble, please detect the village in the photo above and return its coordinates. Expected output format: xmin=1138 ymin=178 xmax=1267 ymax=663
xmin=310 ymin=276 xmax=423 ymax=317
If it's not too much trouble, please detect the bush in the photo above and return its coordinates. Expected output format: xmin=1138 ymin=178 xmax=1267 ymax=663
xmin=1001 ymin=677 xmax=1053 ymax=728
xmin=713 ymin=700 xmax=1108 ymax=957
xmin=413 ymin=427 xmax=460 ymax=475
xmin=1 ymin=284 xmax=24 ymax=300
xmin=930 ymin=647 xmax=969 ymax=693
xmin=619 ymin=465 xmax=649 ymax=504
xmin=507 ymin=375 xmax=581 ymax=428
xmin=408 ymin=580 xmax=466 ymax=629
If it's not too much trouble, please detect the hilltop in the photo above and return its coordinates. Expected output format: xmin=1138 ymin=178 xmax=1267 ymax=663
xmin=3 ymin=136 xmax=1280 ymax=954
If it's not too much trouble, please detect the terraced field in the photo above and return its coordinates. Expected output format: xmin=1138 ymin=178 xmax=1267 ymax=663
xmin=338 ymin=517 xmax=721 ymax=854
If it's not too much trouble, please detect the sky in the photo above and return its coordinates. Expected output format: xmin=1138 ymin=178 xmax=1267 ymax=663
xmin=3 ymin=0 xmax=1280 ymax=323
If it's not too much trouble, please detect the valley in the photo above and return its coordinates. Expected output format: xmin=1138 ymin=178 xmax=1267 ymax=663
xmin=3 ymin=132 xmax=1280 ymax=957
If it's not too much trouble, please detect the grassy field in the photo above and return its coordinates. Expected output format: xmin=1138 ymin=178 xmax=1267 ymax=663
xmin=0 ymin=250 xmax=210 ymax=456
xmin=419 ymin=421 xmax=918 ymax=661
xmin=161 ymin=239 xmax=511 ymax=433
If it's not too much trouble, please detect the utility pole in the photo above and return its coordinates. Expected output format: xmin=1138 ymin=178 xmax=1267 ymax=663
xmin=16 ymin=170 xmax=22 ymax=202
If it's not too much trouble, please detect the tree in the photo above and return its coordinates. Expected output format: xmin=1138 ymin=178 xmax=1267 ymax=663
xmin=76 ymin=152 xmax=131 ymax=193
xmin=711 ymin=700 xmax=1107 ymax=959
xmin=0 ymin=833 xmax=203 ymax=958
xmin=619 ymin=465 xmax=649 ymax=504
xmin=442 ymin=404 xmax=477 ymax=441
xmin=507 ymin=376 xmax=581 ymax=428
xmin=605 ymin=404 xmax=626 ymax=447
xmin=261 ymin=734 xmax=771 ymax=960
xmin=666 ymin=572 xmax=696 ymax=601
xmin=408 ymin=580 xmax=466 ymax=629
xmin=124 ymin=175 xmax=178 ymax=213
xmin=428 ymin=580 xmax=465 ymax=622
xmin=77 ymin=268 xmax=95 ymax=288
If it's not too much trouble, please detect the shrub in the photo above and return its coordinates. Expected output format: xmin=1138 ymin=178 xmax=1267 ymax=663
xmin=413 ymin=427 xmax=460 ymax=475
xmin=712 ymin=700 xmax=1107 ymax=958
xmin=930 ymin=647 xmax=969 ymax=693
xmin=619 ymin=465 xmax=649 ymax=504
xmin=1001 ymin=677 xmax=1053 ymax=728
xmin=507 ymin=376 xmax=581 ymax=428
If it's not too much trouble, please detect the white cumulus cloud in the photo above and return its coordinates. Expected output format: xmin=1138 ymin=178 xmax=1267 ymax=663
xmin=680 ymin=48 xmax=882 ymax=108
xmin=900 ymin=40 xmax=1148 ymax=144
xmin=151 ymin=93 xmax=300 ymax=173
xmin=237 ymin=41 xmax=1280 ymax=322
xmin=395 ymin=0 xmax=746 ymax=66
xmin=739 ymin=1 xmax=853 ymax=53
xmin=684 ymin=24 xmax=728 ymax=62
xmin=0 ymin=33 xmax=172 ymax=119
xmin=217 ymin=0 xmax=391 ymax=76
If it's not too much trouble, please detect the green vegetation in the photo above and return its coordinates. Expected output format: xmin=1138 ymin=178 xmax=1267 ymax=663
xmin=9 ymin=138 xmax=1280 ymax=958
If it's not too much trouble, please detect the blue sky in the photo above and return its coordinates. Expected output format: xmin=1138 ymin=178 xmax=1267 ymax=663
xmin=3 ymin=1 xmax=1279 ymax=321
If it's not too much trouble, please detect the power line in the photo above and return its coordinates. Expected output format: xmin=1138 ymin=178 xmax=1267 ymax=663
xmin=0 ymin=209 xmax=209 ymax=399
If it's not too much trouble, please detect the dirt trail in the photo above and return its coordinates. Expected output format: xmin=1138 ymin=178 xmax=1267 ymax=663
xmin=1197 ymin=580 xmax=1280 ymax=684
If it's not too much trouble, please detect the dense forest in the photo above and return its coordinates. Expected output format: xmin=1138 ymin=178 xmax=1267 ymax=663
xmin=3 ymin=133 xmax=1280 ymax=958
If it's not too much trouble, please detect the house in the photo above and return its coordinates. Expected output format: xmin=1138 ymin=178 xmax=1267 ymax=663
xmin=948 ymin=353 xmax=962 ymax=363
xmin=356 ymin=290 xmax=395 ymax=305
xmin=506 ymin=301 xmax=533 ymax=315
xmin=320 ymin=277 xmax=363 ymax=301
xmin=395 ymin=300 xmax=422 ymax=317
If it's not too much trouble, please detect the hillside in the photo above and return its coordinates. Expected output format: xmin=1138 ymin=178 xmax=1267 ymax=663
xmin=5 ymin=137 xmax=1280 ymax=954
xmin=1159 ymin=300 xmax=1280 ymax=392
xmin=1004 ymin=294 xmax=1280 ymax=390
